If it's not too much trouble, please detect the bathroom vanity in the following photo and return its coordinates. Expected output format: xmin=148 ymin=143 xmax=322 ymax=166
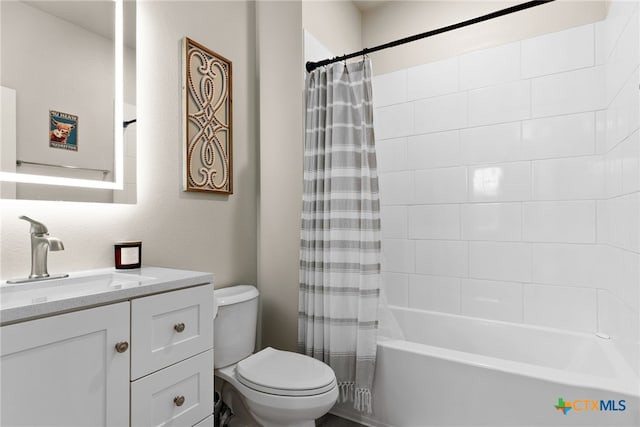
xmin=0 ymin=266 xmax=215 ymax=427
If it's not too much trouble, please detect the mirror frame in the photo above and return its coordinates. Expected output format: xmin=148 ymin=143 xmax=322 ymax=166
xmin=0 ymin=0 xmax=124 ymax=191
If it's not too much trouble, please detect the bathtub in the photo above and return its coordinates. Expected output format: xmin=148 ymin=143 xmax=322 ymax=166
xmin=332 ymin=307 xmax=639 ymax=426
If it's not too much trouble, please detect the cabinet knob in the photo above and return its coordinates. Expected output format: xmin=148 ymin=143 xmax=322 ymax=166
xmin=174 ymin=395 xmax=185 ymax=407
xmin=115 ymin=341 xmax=129 ymax=353
xmin=174 ymin=322 xmax=185 ymax=333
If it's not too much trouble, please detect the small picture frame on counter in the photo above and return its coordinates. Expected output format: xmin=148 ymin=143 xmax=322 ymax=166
xmin=114 ymin=241 xmax=142 ymax=269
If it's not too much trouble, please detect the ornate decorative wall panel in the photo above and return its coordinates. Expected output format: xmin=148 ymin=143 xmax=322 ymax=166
xmin=183 ymin=37 xmax=232 ymax=194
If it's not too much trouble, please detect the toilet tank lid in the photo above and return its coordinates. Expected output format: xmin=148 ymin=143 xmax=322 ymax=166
xmin=214 ymin=285 xmax=259 ymax=306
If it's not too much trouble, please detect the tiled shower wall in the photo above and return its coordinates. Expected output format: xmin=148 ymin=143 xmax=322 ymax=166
xmin=374 ymin=1 xmax=639 ymax=373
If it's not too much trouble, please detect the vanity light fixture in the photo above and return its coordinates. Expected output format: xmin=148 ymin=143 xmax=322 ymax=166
xmin=113 ymin=0 xmax=124 ymax=189
xmin=0 ymin=0 xmax=125 ymax=191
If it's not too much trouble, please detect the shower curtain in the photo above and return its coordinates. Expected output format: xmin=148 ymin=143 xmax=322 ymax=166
xmin=298 ymin=59 xmax=380 ymax=414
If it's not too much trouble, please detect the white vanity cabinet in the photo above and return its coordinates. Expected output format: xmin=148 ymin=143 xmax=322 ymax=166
xmin=0 ymin=281 xmax=214 ymax=427
xmin=0 ymin=302 xmax=131 ymax=426
xmin=130 ymin=284 xmax=214 ymax=426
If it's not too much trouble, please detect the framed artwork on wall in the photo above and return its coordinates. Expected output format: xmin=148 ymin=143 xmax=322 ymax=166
xmin=49 ymin=110 xmax=78 ymax=151
xmin=182 ymin=37 xmax=233 ymax=194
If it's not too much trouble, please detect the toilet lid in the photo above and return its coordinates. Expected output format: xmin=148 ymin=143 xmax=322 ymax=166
xmin=236 ymin=347 xmax=336 ymax=397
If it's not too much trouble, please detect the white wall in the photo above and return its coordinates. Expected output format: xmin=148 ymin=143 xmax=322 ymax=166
xmin=374 ymin=2 xmax=639 ymax=374
xmin=0 ymin=1 xmax=258 ymax=290
xmin=256 ymin=0 xmax=304 ymax=352
xmin=253 ymin=1 xmax=364 ymax=352
xmin=302 ymin=0 xmax=362 ymax=58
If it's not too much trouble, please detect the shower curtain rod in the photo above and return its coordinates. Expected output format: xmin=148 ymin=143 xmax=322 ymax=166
xmin=305 ymin=0 xmax=554 ymax=73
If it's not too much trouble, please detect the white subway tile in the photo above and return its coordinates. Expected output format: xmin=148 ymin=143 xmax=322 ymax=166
xmin=460 ymin=42 xmax=520 ymax=90
xmin=468 ymin=80 xmax=530 ymax=127
xmin=460 ymin=122 xmax=522 ymax=165
xmin=375 ymin=103 xmax=413 ymax=140
xmin=532 ymin=156 xmax=604 ymax=201
xmin=382 ymin=239 xmax=415 ymax=274
xmin=621 ymin=130 xmax=640 ymax=194
xmin=522 ymin=112 xmax=596 ymax=160
xmin=415 ymin=167 xmax=467 ymax=204
xmin=521 ymin=24 xmax=594 ymax=78
xmin=606 ymin=69 xmax=640 ymax=151
xmin=409 ymin=274 xmax=461 ymax=314
xmin=604 ymin=142 xmax=624 ymax=198
xmin=414 ymin=92 xmax=467 ymax=134
xmin=597 ymin=289 xmax=616 ymax=337
xmin=378 ymin=171 xmax=413 ymax=205
xmin=468 ymin=162 xmax=531 ymax=203
xmin=599 ymin=193 xmax=640 ymax=253
xmin=602 ymin=1 xmax=638 ymax=59
xmin=597 ymin=199 xmax=612 ymax=244
xmin=415 ymin=240 xmax=468 ymax=277
xmin=595 ymin=21 xmax=606 ymax=66
xmin=595 ymin=110 xmax=608 ymax=154
xmin=531 ymin=66 xmax=605 ymax=118
xmin=523 ymin=201 xmax=596 ymax=243
xmin=469 ymin=241 xmax=531 ymax=283
xmin=382 ymin=272 xmax=409 ymax=306
xmin=373 ymin=69 xmax=407 ymax=107
xmin=461 ymin=279 xmax=523 ymax=322
xmin=407 ymin=57 xmax=459 ymax=100
xmin=407 ymin=130 xmax=461 ymax=170
xmin=524 ymin=284 xmax=597 ymax=332
xmin=531 ymin=243 xmax=609 ymax=288
xmin=604 ymin=131 xmax=640 ymax=197
xmin=381 ymin=206 xmax=408 ymax=239
xmin=620 ymin=250 xmax=640 ymax=313
xmin=375 ymin=137 xmax=408 ymax=173
xmin=408 ymin=204 xmax=460 ymax=240
xmin=596 ymin=245 xmax=624 ymax=297
xmin=461 ymin=203 xmax=522 ymax=241
xmin=597 ymin=290 xmax=639 ymax=373
xmin=605 ymin=8 xmax=639 ymax=105
xmin=608 ymin=130 xmax=640 ymax=191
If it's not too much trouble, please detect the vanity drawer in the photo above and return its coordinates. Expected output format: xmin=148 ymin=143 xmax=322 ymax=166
xmin=131 ymin=349 xmax=213 ymax=427
xmin=193 ymin=414 xmax=214 ymax=427
xmin=131 ymin=284 xmax=213 ymax=379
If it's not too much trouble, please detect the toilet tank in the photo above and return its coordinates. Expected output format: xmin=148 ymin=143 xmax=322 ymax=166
xmin=214 ymin=285 xmax=259 ymax=368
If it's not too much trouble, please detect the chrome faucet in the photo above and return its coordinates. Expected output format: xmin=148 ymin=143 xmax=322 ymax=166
xmin=6 ymin=216 xmax=69 ymax=284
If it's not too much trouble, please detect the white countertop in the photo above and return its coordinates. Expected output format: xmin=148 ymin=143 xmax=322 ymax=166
xmin=1 ymin=266 xmax=214 ymax=325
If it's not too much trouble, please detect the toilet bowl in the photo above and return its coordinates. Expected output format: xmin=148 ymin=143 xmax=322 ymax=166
xmin=214 ymin=285 xmax=338 ymax=427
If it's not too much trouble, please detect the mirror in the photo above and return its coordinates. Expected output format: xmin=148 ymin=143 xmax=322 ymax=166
xmin=0 ymin=0 xmax=136 ymax=203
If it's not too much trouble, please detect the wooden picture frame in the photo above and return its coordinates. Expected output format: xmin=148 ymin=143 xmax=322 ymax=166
xmin=182 ymin=37 xmax=233 ymax=194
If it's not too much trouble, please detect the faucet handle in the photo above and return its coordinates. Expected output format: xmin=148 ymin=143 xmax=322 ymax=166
xmin=19 ymin=215 xmax=49 ymax=234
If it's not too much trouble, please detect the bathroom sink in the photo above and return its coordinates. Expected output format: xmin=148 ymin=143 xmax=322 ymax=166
xmin=1 ymin=271 xmax=156 ymax=310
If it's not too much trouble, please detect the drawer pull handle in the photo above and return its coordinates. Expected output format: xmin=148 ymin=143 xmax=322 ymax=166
xmin=115 ymin=341 xmax=129 ymax=353
xmin=174 ymin=323 xmax=186 ymax=333
xmin=174 ymin=395 xmax=185 ymax=407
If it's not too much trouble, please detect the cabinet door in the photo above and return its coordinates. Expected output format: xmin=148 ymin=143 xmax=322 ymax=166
xmin=131 ymin=349 xmax=214 ymax=427
xmin=1 ymin=302 xmax=130 ymax=427
xmin=131 ymin=284 xmax=213 ymax=379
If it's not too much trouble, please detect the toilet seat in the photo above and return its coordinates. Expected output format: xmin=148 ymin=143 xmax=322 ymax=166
xmin=236 ymin=347 xmax=337 ymax=397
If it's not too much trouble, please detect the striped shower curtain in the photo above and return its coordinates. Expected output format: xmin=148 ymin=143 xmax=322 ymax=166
xmin=298 ymin=59 xmax=380 ymax=414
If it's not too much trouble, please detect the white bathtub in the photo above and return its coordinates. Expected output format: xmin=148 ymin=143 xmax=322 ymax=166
xmin=332 ymin=307 xmax=639 ymax=426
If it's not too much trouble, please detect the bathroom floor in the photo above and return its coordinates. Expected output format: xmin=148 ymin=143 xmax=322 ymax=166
xmin=316 ymin=414 xmax=366 ymax=427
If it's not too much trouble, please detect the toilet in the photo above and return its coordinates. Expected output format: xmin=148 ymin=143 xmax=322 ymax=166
xmin=214 ymin=285 xmax=338 ymax=427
